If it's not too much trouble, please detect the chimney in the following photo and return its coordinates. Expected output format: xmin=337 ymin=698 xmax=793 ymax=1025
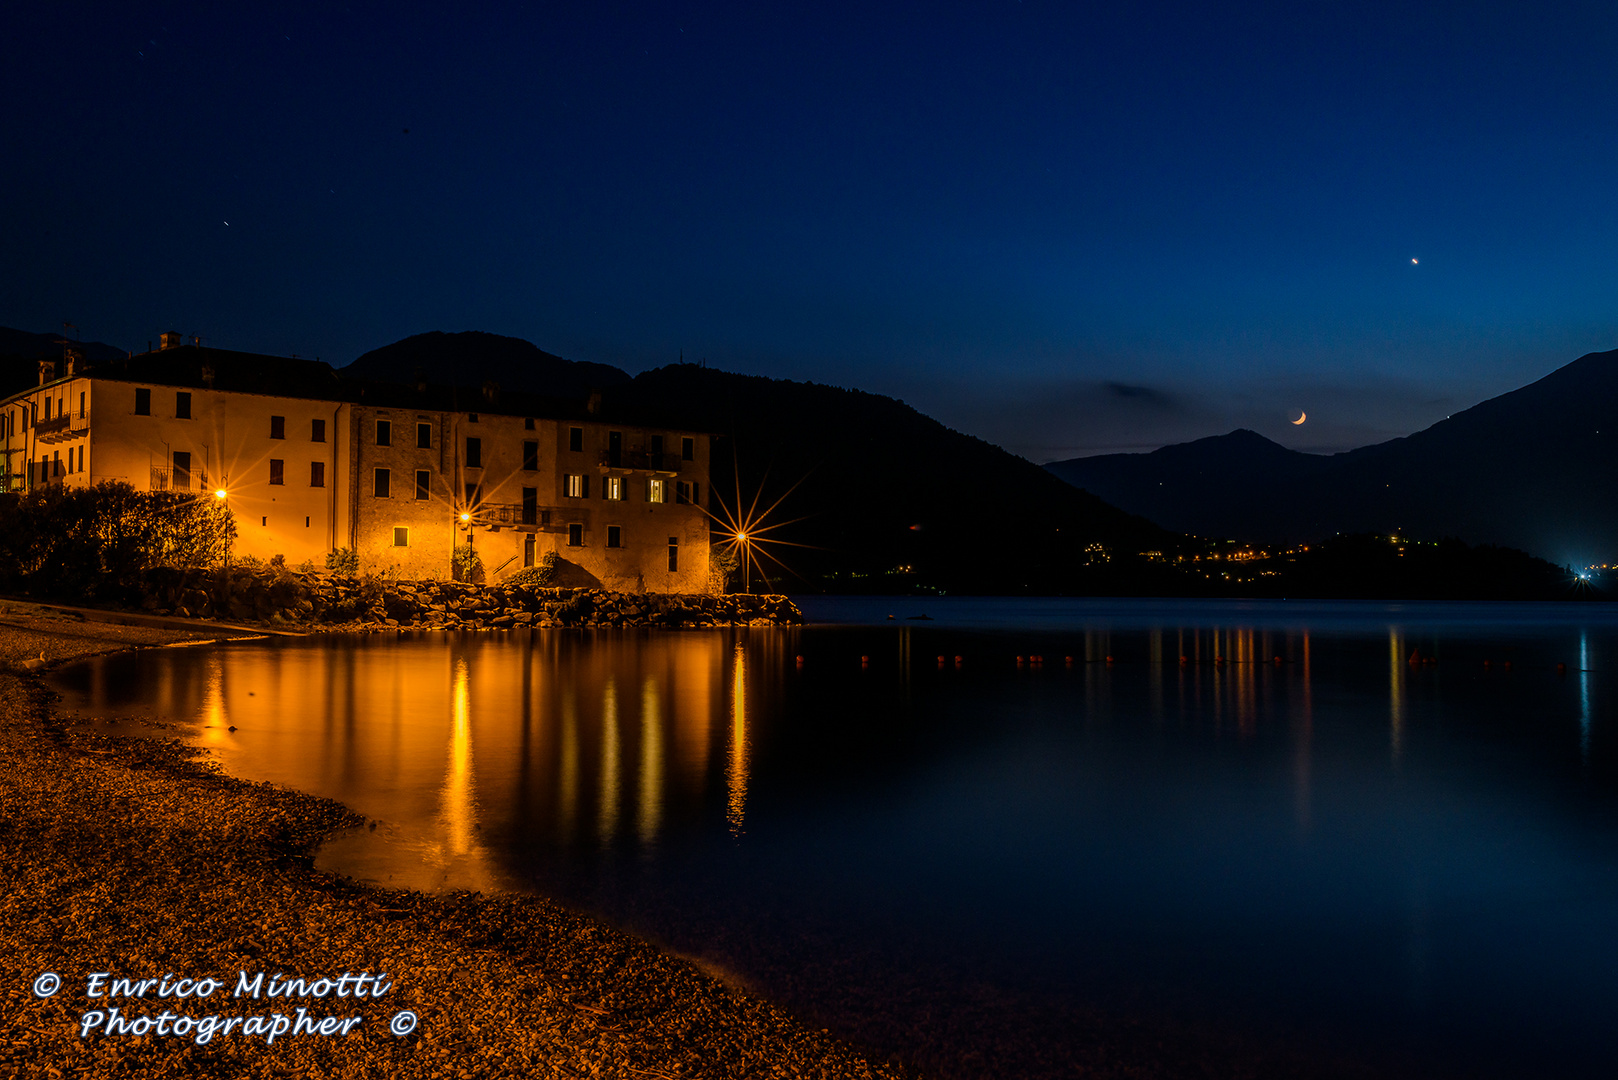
xmin=64 ymin=346 xmax=83 ymax=377
xmin=586 ymin=390 xmax=603 ymax=415
xmin=160 ymin=331 xmax=183 ymax=350
xmin=201 ymin=363 xmax=216 ymax=389
xmin=37 ymin=359 xmax=56 ymax=385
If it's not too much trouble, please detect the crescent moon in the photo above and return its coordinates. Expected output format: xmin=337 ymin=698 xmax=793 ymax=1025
xmin=1291 ymin=411 xmax=1307 ymax=425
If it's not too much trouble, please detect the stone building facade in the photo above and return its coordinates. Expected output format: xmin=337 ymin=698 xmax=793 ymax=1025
xmin=1 ymin=340 xmax=712 ymax=592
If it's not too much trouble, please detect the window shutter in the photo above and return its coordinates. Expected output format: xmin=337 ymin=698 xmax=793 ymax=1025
xmin=582 ymin=475 xmax=590 ymax=499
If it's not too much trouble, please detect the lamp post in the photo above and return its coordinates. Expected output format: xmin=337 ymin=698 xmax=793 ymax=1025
xmin=214 ymin=484 xmax=230 ymax=571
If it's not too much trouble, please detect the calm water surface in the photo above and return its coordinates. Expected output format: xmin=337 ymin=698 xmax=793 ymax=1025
xmin=53 ymin=598 xmax=1618 ymax=1078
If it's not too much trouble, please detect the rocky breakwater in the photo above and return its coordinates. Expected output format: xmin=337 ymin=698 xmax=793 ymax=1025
xmin=313 ymin=580 xmax=803 ymax=631
xmin=136 ymin=565 xmax=802 ymax=631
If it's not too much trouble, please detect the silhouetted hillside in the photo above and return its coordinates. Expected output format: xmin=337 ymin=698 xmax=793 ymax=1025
xmin=343 ymin=331 xmax=630 ymax=399
xmin=1 ymin=327 xmax=127 ymax=397
xmin=1047 ymin=348 xmax=1618 ymax=566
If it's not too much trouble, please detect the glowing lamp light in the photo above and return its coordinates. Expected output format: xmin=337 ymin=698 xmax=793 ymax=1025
xmin=460 ymin=512 xmax=471 ymax=523
xmin=214 ymin=489 xmax=227 ymax=499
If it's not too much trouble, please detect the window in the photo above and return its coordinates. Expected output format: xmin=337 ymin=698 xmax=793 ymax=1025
xmin=312 ymin=418 xmax=326 ymax=442
xmin=568 ymin=523 xmax=583 ymax=547
xmin=691 ymin=481 xmax=699 ymax=505
xmin=42 ymin=399 xmax=51 ymax=421
xmin=376 ymin=419 xmax=392 ymax=446
xmin=522 ymin=440 xmax=538 ymax=470
xmin=77 ymin=445 xmax=84 ymax=472
xmin=311 ymin=461 xmax=325 ymax=487
xmin=374 ymin=468 xmax=391 ymax=498
xmin=564 ymin=474 xmax=587 ymax=498
xmin=417 ymin=422 xmax=431 ymax=449
xmin=270 ymin=415 xmax=285 ymax=439
xmin=524 ymin=534 xmax=536 ymax=566
xmin=668 ymin=537 xmax=679 ymax=573
xmin=468 ymin=412 xmax=478 ymax=423
xmin=393 ymin=527 xmax=409 ymax=547
xmin=172 ymin=451 xmax=191 ymax=491
xmin=466 ymin=437 xmax=481 ymax=468
xmin=676 ymin=481 xmax=689 ymax=504
xmin=415 ymin=470 xmax=430 ymax=500
xmin=78 ymin=391 xmax=85 ymax=417
xmin=568 ymin=427 xmax=583 ymax=452
xmin=604 ymin=475 xmax=622 ymax=501
xmin=650 ymin=434 xmax=664 ymax=467
xmin=522 ymin=487 xmax=537 ymax=525
xmin=269 ymin=459 xmax=284 ymax=486
xmin=607 ymin=525 xmax=622 ymax=549
xmin=608 ymin=431 xmax=622 ymax=467
xmin=646 ymin=478 xmax=666 ymax=503
xmin=176 ymin=392 xmax=191 ymax=419
xmin=682 ymin=436 xmax=694 ymax=461
xmin=135 ymin=388 xmax=151 ymax=415
xmin=524 ymin=417 xmax=535 ymax=430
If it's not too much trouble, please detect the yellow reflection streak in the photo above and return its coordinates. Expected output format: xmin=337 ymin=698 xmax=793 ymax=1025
xmin=599 ymin=679 xmax=620 ymax=845
xmin=440 ymin=656 xmax=477 ymax=856
xmin=727 ymin=644 xmax=749 ymax=835
xmin=1389 ymin=629 xmax=1405 ymax=766
xmin=560 ymin=691 xmax=578 ymax=843
xmin=639 ymin=677 xmax=663 ymax=847
xmin=199 ymin=653 xmax=229 ymax=748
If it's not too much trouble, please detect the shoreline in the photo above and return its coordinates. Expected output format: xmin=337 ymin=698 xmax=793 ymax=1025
xmin=0 ymin=612 xmax=904 ymax=1079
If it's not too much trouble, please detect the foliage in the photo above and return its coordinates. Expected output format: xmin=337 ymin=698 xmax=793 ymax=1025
xmin=453 ymin=543 xmax=484 ymax=584
xmin=708 ymin=546 xmax=739 ymax=594
xmin=503 ymin=550 xmax=559 ymax=588
xmin=325 ymin=547 xmax=359 ymax=575
xmin=0 ymin=482 xmax=236 ymax=602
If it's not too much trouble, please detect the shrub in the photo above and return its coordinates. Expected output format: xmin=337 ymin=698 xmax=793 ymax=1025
xmin=503 ymin=550 xmax=559 ymax=588
xmin=325 ymin=547 xmax=359 ymax=575
xmin=453 ymin=543 xmax=484 ymax=583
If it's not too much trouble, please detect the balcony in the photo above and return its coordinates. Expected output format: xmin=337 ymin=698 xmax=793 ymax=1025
xmin=34 ymin=409 xmax=89 ymax=444
xmin=597 ymin=447 xmax=681 ymax=475
xmin=471 ymin=503 xmax=560 ymax=532
xmin=150 ymin=467 xmax=210 ymax=493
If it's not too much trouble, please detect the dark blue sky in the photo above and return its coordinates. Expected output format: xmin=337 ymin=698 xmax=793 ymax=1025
xmin=5 ymin=2 xmax=1617 ymax=459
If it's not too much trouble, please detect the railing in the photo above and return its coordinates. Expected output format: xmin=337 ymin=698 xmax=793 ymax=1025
xmin=33 ymin=409 xmax=88 ymax=442
xmin=150 ymin=467 xmax=209 ymax=493
xmin=473 ymin=503 xmax=557 ymax=530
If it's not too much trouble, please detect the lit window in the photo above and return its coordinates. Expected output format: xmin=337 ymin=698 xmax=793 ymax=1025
xmin=564 ymin=474 xmax=587 ymax=498
xmin=604 ymin=475 xmax=622 ymax=501
xmin=646 ymin=478 xmax=666 ymax=503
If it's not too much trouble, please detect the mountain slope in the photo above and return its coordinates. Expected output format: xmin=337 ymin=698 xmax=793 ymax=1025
xmin=1047 ymin=348 xmax=1618 ymax=564
xmin=342 ymin=331 xmax=630 ymax=399
xmin=1 ymin=327 xmax=128 ymax=397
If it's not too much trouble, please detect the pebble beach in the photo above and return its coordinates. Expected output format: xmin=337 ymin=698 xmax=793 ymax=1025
xmin=0 ymin=605 xmax=904 ymax=1080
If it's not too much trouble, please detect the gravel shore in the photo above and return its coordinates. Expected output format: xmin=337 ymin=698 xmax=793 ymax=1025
xmin=0 ymin=611 xmax=905 ymax=1080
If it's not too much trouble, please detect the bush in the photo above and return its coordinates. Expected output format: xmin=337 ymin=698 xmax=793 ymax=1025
xmin=325 ymin=547 xmax=358 ymax=575
xmin=453 ymin=543 xmax=484 ymax=584
xmin=504 ymin=550 xmax=558 ymax=588
xmin=0 ymin=482 xmax=236 ymax=602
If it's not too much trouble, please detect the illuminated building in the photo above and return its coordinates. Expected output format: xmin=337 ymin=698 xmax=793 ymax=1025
xmin=1 ymin=335 xmax=712 ymax=591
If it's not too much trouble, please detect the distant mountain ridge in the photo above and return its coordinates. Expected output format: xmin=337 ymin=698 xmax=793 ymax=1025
xmin=1 ymin=327 xmax=127 ymax=397
xmin=1046 ymin=348 xmax=1618 ymax=565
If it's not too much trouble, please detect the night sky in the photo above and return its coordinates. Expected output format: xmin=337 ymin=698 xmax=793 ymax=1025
xmin=6 ymin=2 xmax=1618 ymax=460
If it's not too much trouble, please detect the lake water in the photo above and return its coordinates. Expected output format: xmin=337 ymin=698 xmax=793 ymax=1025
xmin=52 ymin=598 xmax=1618 ymax=1078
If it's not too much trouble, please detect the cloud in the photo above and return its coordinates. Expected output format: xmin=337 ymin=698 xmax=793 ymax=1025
xmin=1101 ymin=381 xmax=1179 ymax=408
